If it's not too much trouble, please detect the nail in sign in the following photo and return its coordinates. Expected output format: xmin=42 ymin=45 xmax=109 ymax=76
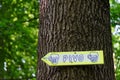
xmin=41 ymin=50 xmax=104 ymax=66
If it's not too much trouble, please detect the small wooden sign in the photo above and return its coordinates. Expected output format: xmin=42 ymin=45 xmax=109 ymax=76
xmin=41 ymin=50 xmax=104 ymax=66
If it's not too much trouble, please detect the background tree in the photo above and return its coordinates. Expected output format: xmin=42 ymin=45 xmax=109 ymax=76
xmin=38 ymin=0 xmax=115 ymax=80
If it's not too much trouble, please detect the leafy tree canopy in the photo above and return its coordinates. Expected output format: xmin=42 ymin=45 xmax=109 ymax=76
xmin=110 ymin=0 xmax=120 ymax=80
xmin=110 ymin=0 xmax=120 ymax=26
xmin=0 ymin=0 xmax=38 ymax=79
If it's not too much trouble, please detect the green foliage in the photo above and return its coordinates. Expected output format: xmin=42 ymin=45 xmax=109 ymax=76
xmin=110 ymin=0 xmax=120 ymax=26
xmin=0 ymin=0 xmax=38 ymax=79
xmin=110 ymin=0 xmax=120 ymax=80
xmin=112 ymin=34 xmax=120 ymax=80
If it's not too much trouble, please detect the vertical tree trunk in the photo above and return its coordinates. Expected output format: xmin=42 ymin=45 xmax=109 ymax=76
xmin=37 ymin=0 xmax=115 ymax=80
xmin=0 ymin=40 xmax=4 ymax=78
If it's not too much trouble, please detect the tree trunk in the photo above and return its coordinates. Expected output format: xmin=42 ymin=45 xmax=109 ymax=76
xmin=37 ymin=0 xmax=115 ymax=80
xmin=0 ymin=39 xmax=4 ymax=78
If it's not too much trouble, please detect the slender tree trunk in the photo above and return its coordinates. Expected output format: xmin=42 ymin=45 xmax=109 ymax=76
xmin=37 ymin=0 xmax=115 ymax=80
xmin=0 ymin=39 xmax=4 ymax=78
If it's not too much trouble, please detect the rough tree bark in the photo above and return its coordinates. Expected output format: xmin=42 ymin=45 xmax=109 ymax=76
xmin=37 ymin=0 xmax=115 ymax=80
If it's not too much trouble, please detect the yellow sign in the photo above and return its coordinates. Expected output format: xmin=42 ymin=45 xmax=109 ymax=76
xmin=41 ymin=50 xmax=104 ymax=66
